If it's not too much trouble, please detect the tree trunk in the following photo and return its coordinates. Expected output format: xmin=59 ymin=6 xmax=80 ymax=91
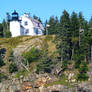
xmin=71 ymin=47 xmax=74 ymax=60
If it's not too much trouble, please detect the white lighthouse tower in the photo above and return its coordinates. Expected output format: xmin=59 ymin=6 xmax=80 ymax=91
xmin=10 ymin=11 xmax=21 ymax=37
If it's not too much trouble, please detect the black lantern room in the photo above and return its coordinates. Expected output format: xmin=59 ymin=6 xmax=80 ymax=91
xmin=12 ymin=10 xmax=19 ymax=21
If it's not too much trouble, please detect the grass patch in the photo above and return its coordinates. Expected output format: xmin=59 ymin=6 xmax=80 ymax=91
xmin=44 ymin=75 xmax=72 ymax=88
xmin=5 ymin=37 xmax=23 ymax=48
xmin=0 ymin=36 xmax=23 ymax=48
xmin=15 ymin=69 xmax=28 ymax=78
xmin=45 ymin=35 xmax=53 ymax=41
xmin=48 ymin=41 xmax=56 ymax=56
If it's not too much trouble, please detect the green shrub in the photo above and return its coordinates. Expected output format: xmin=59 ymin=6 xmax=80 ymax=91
xmin=36 ymin=65 xmax=40 ymax=74
xmin=77 ymin=61 xmax=89 ymax=81
xmin=73 ymin=49 xmax=85 ymax=69
xmin=0 ymin=73 xmax=7 ymax=82
xmin=4 ymin=30 xmax=11 ymax=38
xmin=77 ymin=73 xmax=89 ymax=81
xmin=8 ymin=49 xmax=14 ymax=62
xmin=78 ymin=62 xmax=88 ymax=73
xmin=61 ymin=60 xmax=68 ymax=70
xmin=9 ymin=63 xmax=18 ymax=73
xmin=0 ymin=57 xmax=5 ymax=67
xmin=23 ymin=47 xmax=41 ymax=63
xmin=16 ymin=70 xmax=27 ymax=78
xmin=36 ymin=56 xmax=53 ymax=74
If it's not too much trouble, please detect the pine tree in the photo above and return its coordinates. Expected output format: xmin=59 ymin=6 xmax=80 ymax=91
xmin=59 ymin=10 xmax=72 ymax=61
xmin=44 ymin=20 xmax=48 ymax=35
xmin=2 ymin=19 xmax=11 ymax=38
xmin=33 ymin=15 xmax=38 ymax=20
xmin=48 ymin=16 xmax=56 ymax=34
xmin=36 ymin=40 xmax=53 ymax=74
xmin=54 ymin=16 xmax=60 ymax=34
xmin=88 ymin=20 xmax=92 ymax=63
xmin=71 ymin=12 xmax=80 ymax=60
xmin=0 ymin=24 xmax=3 ymax=37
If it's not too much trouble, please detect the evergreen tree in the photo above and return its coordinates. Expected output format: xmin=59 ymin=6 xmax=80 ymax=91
xmin=71 ymin=12 xmax=79 ymax=37
xmin=71 ymin=12 xmax=80 ymax=60
xmin=33 ymin=15 xmax=39 ymax=20
xmin=78 ymin=12 xmax=85 ymax=29
xmin=38 ymin=18 xmax=42 ymax=23
xmin=44 ymin=20 xmax=48 ymax=35
xmin=0 ymin=24 xmax=3 ymax=37
xmin=88 ymin=21 xmax=92 ymax=63
xmin=2 ymin=19 xmax=11 ymax=38
xmin=59 ymin=10 xmax=72 ymax=61
xmin=54 ymin=16 xmax=60 ymax=34
xmin=6 ymin=12 xmax=11 ymax=22
xmin=48 ymin=16 xmax=56 ymax=34
xmin=36 ymin=40 xmax=53 ymax=74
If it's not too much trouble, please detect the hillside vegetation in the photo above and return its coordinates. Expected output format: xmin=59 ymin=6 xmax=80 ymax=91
xmin=0 ymin=10 xmax=92 ymax=92
xmin=0 ymin=35 xmax=56 ymax=74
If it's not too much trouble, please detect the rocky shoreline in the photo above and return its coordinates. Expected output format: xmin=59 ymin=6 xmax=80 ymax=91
xmin=0 ymin=72 xmax=92 ymax=92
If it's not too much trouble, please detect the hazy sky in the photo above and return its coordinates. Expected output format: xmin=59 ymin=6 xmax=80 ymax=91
xmin=0 ymin=0 xmax=92 ymax=23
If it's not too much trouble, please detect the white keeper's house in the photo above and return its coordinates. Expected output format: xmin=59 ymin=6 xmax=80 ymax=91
xmin=10 ymin=11 xmax=44 ymax=37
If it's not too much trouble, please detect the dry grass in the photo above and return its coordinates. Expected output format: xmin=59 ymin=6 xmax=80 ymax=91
xmin=0 ymin=35 xmax=56 ymax=76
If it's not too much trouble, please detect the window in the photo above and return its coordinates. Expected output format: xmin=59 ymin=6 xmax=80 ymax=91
xmin=24 ymin=21 xmax=28 ymax=26
xmin=34 ymin=28 xmax=38 ymax=35
xmin=25 ymin=29 xmax=29 ymax=34
xmin=38 ymin=23 xmax=40 ymax=27
xmin=38 ymin=31 xmax=41 ymax=34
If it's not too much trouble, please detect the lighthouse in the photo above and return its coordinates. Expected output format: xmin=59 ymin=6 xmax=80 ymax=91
xmin=10 ymin=11 xmax=44 ymax=37
xmin=10 ymin=10 xmax=21 ymax=37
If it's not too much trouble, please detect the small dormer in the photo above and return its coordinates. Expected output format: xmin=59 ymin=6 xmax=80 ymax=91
xmin=12 ymin=10 xmax=19 ymax=21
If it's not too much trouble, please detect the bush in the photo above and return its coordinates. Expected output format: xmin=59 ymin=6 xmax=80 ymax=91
xmin=61 ymin=60 xmax=68 ymax=70
xmin=23 ymin=47 xmax=41 ymax=63
xmin=16 ymin=70 xmax=27 ymax=78
xmin=36 ymin=56 xmax=52 ymax=74
xmin=4 ymin=30 xmax=11 ymax=38
xmin=0 ymin=57 xmax=5 ymax=67
xmin=78 ymin=62 xmax=88 ymax=73
xmin=77 ymin=73 xmax=89 ymax=81
xmin=0 ymin=72 xmax=7 ymax=82
xmin=73 ymin=49 xmax=85 ymax=69
xmin=8 ymin=49 xmax=14 ymax=62
xmin=77 ymin=61 xmax=89 ymax=81
xmin=9 ymin=63 xmax=18 ymax=73
xmin=36 ymin=65 xmax=40 ymax=74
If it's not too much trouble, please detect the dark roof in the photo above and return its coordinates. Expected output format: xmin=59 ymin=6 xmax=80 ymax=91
xmin=12 ymin=10 xmax=18 ymax=15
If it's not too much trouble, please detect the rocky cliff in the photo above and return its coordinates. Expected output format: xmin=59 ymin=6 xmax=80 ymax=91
xmin=0 ymin=35 xmax=92 ymax=92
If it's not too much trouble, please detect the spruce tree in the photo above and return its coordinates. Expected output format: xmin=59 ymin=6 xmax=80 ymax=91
xmin=36 ymin=40 xmax=53 ymax=74
xmin=48 ymin=16 xmax=56 ymax=34
xmin=71 ymin=12 xmax=80 ymax=60
xmin=88 ymin=20 xmax=92 ymax=64
xmin=0 ymin=24 xmax=3 ymax=37
xmin=59 ymin=10 xmax=72 ymax=61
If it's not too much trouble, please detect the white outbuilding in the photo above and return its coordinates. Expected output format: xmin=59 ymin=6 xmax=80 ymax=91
xmin=10 ymin=11 xmax=44 ymax=37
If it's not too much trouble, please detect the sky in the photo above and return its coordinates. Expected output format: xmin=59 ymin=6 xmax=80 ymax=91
xmin=0 ymin=0 xmax=92 ymax=23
